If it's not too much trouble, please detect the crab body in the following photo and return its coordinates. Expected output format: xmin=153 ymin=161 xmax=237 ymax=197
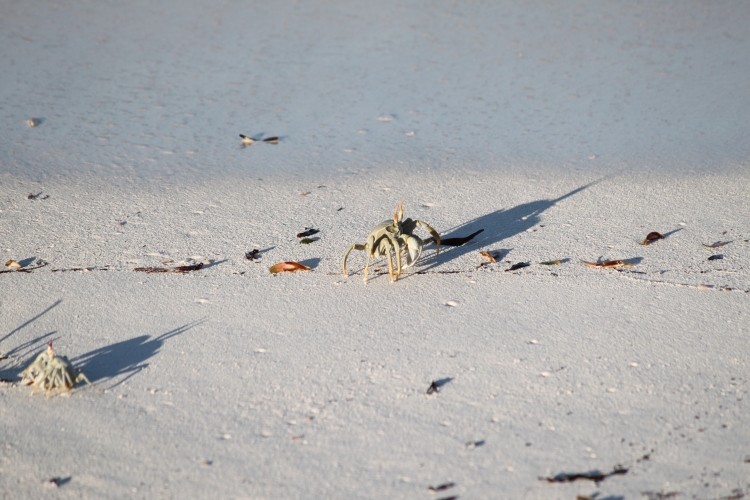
xmin=21 ymin=342 xmax=100 ymax=398
xmin=343 ymin=201 xmax=440 ymax=283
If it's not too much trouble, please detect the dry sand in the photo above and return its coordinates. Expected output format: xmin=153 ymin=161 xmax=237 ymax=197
xmin=1 ymin=1 xmax=749 ymax=499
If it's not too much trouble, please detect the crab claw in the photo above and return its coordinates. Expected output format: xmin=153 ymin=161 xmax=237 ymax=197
xmin=393 ymin=199 xmax=405 ymax=224
xmin=402 ymin=235 xmax=423 ymax=268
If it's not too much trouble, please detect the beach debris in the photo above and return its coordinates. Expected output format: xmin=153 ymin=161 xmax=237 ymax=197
xmin=426 ymin=381 xmax=440 ymax=395
xmin=299 ymin=238 xmax=318 ymax=244
xmin=300 ymin=192 xmax=311 ymax=197
xmin=541 ymin=466 xmax=628 ymax=483
xmin=439 ymin=229 xmax=484 ymax=247
xmin=269 ymin=261 xmax=310 ymax=274
xmin=506 ymin=262 xmax=530 ymax=272
xmin=134 ymin=263 xmax=204 ymax=273
xmin=703 ymin=241 xmax=731 ymax=248
xmin=5 ymin=260 xmax=22 ymax=269
xmin=480 ymin=251 xmax=497 ymax=263
xmin=708 ymin=254 xmax=724 ymax=261
xmin=297 ymin=228 xmax=320 ymax=238
xmin=539 ymin=260 xmax=562 ymax=266
xmin=337 ymin=207 xmax=344 ymax=211
xmin=581 ymin=259 xmax=632 ymax=269
xmin=642 ymin=232 xmax=664 ymax=245
xmin=465 ymin=440 xmax=485 ymax=449
xmin=343 ymin=200 xmax=440 ymax=283
xmin=445 ymin=300 xmax=458 ymax=307
xmin=428 ymin=483 xmax=455 ymax=493
xmin=641 ymin=491 xmax=680 ymax=500
xmin=21 ymin=342 xmax=101 ymax=398
xmin=27 ymin=118 xmax=41 ymax=127
xmin=27 ymin=192 xmax=48 ymax=200
xmin=240 ymin=134 xmax=278 ymax=145
xmin=245 ymin=249 xmax=261 ymax=260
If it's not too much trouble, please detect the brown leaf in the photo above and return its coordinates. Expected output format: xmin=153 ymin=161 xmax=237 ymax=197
xmin=480 ymin=251 xmax=496 ymax=263
xmin=580 ymin=259 xmax=632 ymax=268
xmin=269 ymin=262 xmax=310 ymax=274
xmin=296 ymin=228 xmax=320 ymax=238
xmin=703 ymin=241 xmax=731 ymax=248
xmin=300 ymin=192 xmax=311 ymax=197
xmin=428 ymin=483 xmax=455 ymax=492
xmin=263 ymin=136 xmax=279 ymax=144
xmin=5 ymin=260 xmax=22 ymax=269
xmin=134 ymin=263 xmax=204 ymax=273
xmin=642 ymin=232 xmax=664 ymax=245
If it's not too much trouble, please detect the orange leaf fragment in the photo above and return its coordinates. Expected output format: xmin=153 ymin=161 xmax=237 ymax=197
xmin=269 ymin=261 xmax=310 ymax=274
xmin=480 ymin=251 xmax=497 ymax=263
xmin=5 ymin=260 xmax=22 ymax=269
xmin=300 ymin=192 xmax=311 ymax=197
xmin=642 ymin=232 xmax=664 ymax=245
xmin=580 ymin=259 xmax=632 ymax=268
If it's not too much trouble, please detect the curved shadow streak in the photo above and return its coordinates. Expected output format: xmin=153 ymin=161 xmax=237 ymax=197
xmin=1 ymin=299 xmax=62 ymax=346
xmin=73 ymin=318 xmax=206 ymax=388
xmin=418 ymin=179 xmax=602 ymax=271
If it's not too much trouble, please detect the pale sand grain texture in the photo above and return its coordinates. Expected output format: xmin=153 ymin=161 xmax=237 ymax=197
xmin=1 ymin=1 xmax=749 ymax=499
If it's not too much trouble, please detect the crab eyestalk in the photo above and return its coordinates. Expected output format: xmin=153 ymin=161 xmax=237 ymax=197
xmin=393 ymin=199 xmax=404 ymax=224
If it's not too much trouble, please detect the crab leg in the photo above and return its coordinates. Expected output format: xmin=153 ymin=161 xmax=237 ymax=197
xmin=343 ymin=243 xmax=367 ymax=277
xmin=416 ymin=220 xmax=441 ymax=256
xmin=387 ymin=233 xmax=402 ymax=280
xmin=365 ymin=234 xmax=401 ymax=283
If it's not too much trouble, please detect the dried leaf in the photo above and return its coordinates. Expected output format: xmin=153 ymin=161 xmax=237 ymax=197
xmin=299 ymin=238 xmax=317 ymax=244
xmin=440 ymin=229 xmax=484 ymax=247
xmin=269 ymin=262 xmax=310 ymax=274
xmin=426 ymin=381 xmax=440 ymax=395
xmin=542 ymin=467 xmax=628 ymax=483
xmin=581 ymin=259 xmax=632 ymax=268
xmin=5 ymin=260 xmax=22 ymax=269
xmin=703 ymin=241 xmax=731 ymax=248
xmin=480 ymin=251 xmax=496 ymax=263
xmin=642 ymin=231 xmax=664 ymax=245
xmin=428 ymin=483 xmax=455 ymax=492
xmin=134 ymin=263 xmax=204 ymax=273
xmin=708 ymin=254 xmax=724 ymax=261
xmin=263 ymin=136 xmax=279 ymax=144
xmin=299 ymin=192 xmax=311 ymax=197
xmin=296 ymin=228 xmax=319 ymax=238
xmin=505 ymin=262 xmax=530 ymax=272
xmin=539 ymin=260 xmax=561 ymax=266
xmin=245 ymin=249 xmax=261 ymax=260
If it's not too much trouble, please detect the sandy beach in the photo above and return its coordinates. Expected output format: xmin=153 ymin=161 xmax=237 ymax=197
xmin=2 ymin=1 xmax=749 ymax=499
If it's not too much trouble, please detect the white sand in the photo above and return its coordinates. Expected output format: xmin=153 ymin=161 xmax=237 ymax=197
xmin=1 ymin=1 xmax=749 ymax=499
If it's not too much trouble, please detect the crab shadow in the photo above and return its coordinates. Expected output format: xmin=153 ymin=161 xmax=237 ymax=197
xmin=0 ymin=299 xmax=62 ymax=379
xmin=416 ymin=179 xmax=602 ymax=272
xmin=72 ymin=319 xmax=206 ymax=388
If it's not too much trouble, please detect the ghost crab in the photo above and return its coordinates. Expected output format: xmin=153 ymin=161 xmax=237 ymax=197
xmin=343 ymin=200 xmax=441 ymax=283
xmin=21 ymin=342 xmax=101 ymax=398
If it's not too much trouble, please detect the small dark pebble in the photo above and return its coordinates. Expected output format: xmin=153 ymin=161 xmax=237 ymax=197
xmin=708 ymin=254 xmax=724 ymax=261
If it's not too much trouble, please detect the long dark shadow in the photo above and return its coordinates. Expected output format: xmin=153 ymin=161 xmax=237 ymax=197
xmin=0 ymin=299 xmax=62 ymax=346
xmin=73 ymin=318 xmax=206 ymax=388
xmin=416 ymin=179 xmax=603 ymax=271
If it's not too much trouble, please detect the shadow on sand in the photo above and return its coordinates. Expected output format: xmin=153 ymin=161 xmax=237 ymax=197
xmin=73 ymin=319 xmax=206 ymax=388
xmin=0 ymin=300 xmax=62 ymax=379
xmin=416 ymin=179 xmax=602 ymax=271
